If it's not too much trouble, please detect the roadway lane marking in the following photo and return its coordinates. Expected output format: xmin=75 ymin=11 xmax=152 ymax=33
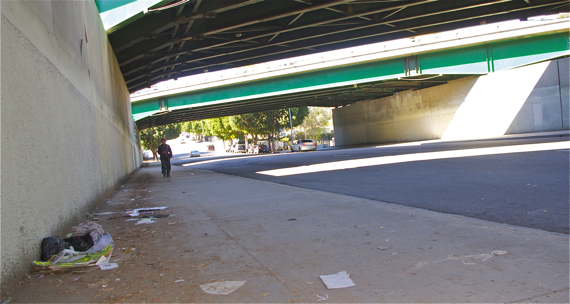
xmin=256 ymin=141 xmax=570 ymax=177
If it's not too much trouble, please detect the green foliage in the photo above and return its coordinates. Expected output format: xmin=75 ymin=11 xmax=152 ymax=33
xmin=299 ymin=107 xmax=332 ymax=140
xmin=204 ymin=117 xmax=235 ymax=141
xmin=228 ymin=107 xmax=309 ymax=151
xmin=139 ymin=123 xmax=180 ymax=160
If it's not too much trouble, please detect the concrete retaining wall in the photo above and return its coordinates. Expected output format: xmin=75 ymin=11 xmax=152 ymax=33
xmin=333 ymin=58 xmax=569 ymax=146
xmin=1 ymin=1 xmax=141 ymax=294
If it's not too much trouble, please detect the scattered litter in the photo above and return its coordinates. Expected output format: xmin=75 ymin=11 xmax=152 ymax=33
xmin=316 ymin=294 xmax=329 ymax=302
xmin=306 ymin=282 xmax=314 ymax=285
xmin=1 ymin=298 xmax=11 ymax=304
xmin=142 ymin=214 xmax=169 ymax=219
xmin=380 ymin=226 xmax=383 ymax=229
xmin=184 ymin=250 xmax=194 ymax=252
xmin=121 ymin=185 xmax=125 ymax=187
xmin=287 ymin=218 xmax=296 ymax=221
xmin=168 ymin=221 xmax=177 ymax=225
xmin=73 ymin=277 xmax=81 ymax=281
xmin=377 ymin=246 xmax=390 ymax=250
xmin=148 ymin=191 xmax=152 ymax=193
xmin=392 ymin=207 xmax=397 ymax=209
xmin=33 ymin=231 xmax=114 ymax=270
xmin=38 ymin=275 xmax=44 ymax=279
xmin=415 ymin=250 xmax=508 ymax=269
xmin=191 ymin=173 xmax=194 ymax=176
xmin=174 ymin=279 xmax=185 ymax=283
xmin=261 ymin=293 xmax=268 ymax=297
xmin=135 ymin=219 xmax=156 ymax=225
xmin=98 ymin=263 xmax=119 ymax=270
xmin=192 ymin=263 xmax=208 ymax=268
xmin=458 ymin=215 xmax=463 ymax=218
xmin=115 ymin=278 xmax=121 ymax=281
xmin=125 ymin=219 xmax=138 ymax=222
xmin=93 ymin=212 xmax=116 ymax=216
xmin=544 ymin=210 xmax=548 ymax=212
xmin=200 ymin=281 xmax=246 ymax=295
xmin=130 ymin=199 xmax=135 ymax=201
xmin=319 ymin=271 xmax=355 ymax=289
xmin=125 ymin=207 xmax=168 ymax=217
xmin=40 ymin=237 xmax=70 ymax=261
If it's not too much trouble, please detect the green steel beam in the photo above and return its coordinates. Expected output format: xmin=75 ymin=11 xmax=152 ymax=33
xmin=132 ymin=32 xmax=569 ymax=123
xmin=95 ymin=0 xmax=139 ymax=13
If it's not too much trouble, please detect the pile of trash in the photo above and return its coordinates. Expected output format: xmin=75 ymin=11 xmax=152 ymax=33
xmin=33 ymin=220 xmax=116 ymax=271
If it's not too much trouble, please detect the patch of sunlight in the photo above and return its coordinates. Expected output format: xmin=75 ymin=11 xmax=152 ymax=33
xmin=256 ymin=141 xmax=569 ymax=177
xmin=100 ymin=0 xmax=161 ymax=30
xmin=181 ymin=153 xmax=279 ymax=167
xmin=441 ymin=61 xmax=550 ymax=140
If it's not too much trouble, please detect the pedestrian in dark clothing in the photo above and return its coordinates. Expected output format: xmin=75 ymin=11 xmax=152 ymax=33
xmin=157 ymin=138 xmax=173 ymax=177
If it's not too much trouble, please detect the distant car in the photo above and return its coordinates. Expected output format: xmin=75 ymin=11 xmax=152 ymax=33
xmin=229 ymin=144 xmax=238 ymax=153
xmin=180 ymin=137 xmax=186 ymax=144
xmin=190 ymin=150 xmax=200 ymax=157
xmin=142 ymin=150 xmax=154 ymax=160
xmin=236 ymin=144 xmax=246 ymax=153
xmin=291 ymin=139 xmax=317 ymax=152
xmin=247 ymin=145 xmax=257 ymax=154
xmin=258 ymin=145 xmax=269 ymax=153
xmin=249 ymin=145 xmax=269 ymax=154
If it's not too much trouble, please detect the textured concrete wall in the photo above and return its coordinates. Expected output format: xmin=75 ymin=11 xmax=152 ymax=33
xmin=333 ymin=59 xmax=569 ymax=146
xmin=1 ymin=1 xmax=141 ymax=293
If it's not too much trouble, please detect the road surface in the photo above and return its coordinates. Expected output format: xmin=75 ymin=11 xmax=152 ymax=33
xmin=174 ymin=135 xmax=569 ymax=234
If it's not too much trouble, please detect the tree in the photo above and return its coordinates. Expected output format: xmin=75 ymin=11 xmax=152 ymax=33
xmin=299 ymin=107 xmax=332 ymax=140
xmin=229 ymin=107 xmax=309 ymax=151
xmin=139 ymin=123 xmax=180 ymax=160
xmin=204 ymin=117 xmax=236 ymax=150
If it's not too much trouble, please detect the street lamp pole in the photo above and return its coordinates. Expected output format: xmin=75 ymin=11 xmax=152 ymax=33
xmin=288 ymin=108 xmax=293 ymax=142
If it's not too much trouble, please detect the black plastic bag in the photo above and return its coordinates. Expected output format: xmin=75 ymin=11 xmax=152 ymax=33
xmin=40 ymin=237 xmax=70 ymax=261
xmin=64 ymin=233 xmax=94 ymax=252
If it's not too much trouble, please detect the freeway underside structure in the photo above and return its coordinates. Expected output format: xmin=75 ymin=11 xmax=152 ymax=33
xmin=131 ymin=18 xmax=569 ymax=134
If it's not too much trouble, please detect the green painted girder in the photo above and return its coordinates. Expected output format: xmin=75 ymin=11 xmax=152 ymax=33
xmin=132 ymin=32 xmax=569 ymax=122
xmin=95 ymin=0 xmax=139 ymax=13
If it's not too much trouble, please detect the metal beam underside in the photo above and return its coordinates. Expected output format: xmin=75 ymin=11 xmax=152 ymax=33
xmin=132 ymin=32 xmax=569 ymax=129
xmin=106 ymin=0 xmax=570 ymax=93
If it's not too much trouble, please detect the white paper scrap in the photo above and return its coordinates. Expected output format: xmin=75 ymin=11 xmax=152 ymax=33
xmin=200 ymin=281 xmax=246 ymax=295
xmin=135 ymin=218 xmax=156 ymax=225
xmin=319 ymin=271 xmax=355 ymax=289
xmin=98 ymin=263 xmax=119 ymax=270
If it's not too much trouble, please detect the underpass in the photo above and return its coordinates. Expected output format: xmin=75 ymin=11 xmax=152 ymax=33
xmin=3 ymin=0 xmax=569 ymax=300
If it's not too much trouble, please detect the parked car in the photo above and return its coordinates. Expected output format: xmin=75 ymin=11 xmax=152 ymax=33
xmin=291 ymin=139 xmax=317 ymax=152
xmin=258 ymin=144 xmax=269 ymax=153
xmin=236 ymin=144 xmax=246 ymax=153
xmin=250 ymin=144 xmax=269 ymax=154
xmin=142 ymin=150 xmax=154 ymax=160
xmin=247 ymin=145 xmax=258 ymax=154
xmin=190 ymin=150 xmax=200 ymax=157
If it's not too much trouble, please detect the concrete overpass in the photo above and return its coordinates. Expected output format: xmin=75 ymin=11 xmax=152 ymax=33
xmin=130 ymin=18 xmax=569 ymax=133
xmin=1 ymin=0 xmax=569 ymax=296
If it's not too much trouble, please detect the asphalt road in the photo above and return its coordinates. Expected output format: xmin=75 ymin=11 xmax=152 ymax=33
xmin=174 ymin=135 xmax=569 ymax=234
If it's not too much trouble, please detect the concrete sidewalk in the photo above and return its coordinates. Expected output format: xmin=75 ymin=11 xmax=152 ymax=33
xmin=7 ymin=164 xmax=569 ymax=303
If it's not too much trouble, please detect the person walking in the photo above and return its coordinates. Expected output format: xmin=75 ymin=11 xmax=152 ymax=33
xmin=157 ymin=138 xmax=173 ymax=177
